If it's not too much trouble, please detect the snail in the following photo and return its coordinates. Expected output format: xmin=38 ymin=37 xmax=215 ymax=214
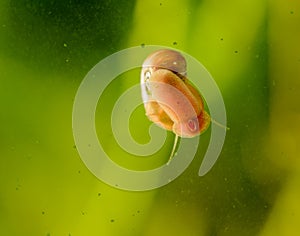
xmin=140 ymin=49 xmax=210 ymax=162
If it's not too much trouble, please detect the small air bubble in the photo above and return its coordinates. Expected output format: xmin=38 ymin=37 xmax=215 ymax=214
xmin=234 ymin=50 xmax=238 ymax=53
xmin=110 ymin=219 xmax=115 ymax=223
xmin=173 ymin=41 xmax=177 ymax=45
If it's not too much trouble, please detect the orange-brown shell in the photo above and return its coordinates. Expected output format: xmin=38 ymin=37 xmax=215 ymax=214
xmin=142 ymin=49 xmax=187 ymax=76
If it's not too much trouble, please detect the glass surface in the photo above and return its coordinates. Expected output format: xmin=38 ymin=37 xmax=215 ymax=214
xmin=1 ymin=0 xmax=299 ymax=235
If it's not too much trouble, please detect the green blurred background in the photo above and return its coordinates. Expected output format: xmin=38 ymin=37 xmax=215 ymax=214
xmin=1 ymin=0 xmax=300 ymax=235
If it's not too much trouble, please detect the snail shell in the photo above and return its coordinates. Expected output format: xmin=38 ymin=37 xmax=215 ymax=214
xmin=141 ymin=49 xmax=187 ymax=76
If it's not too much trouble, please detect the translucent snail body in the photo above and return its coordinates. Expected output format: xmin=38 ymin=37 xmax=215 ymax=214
xmin=141 ymin=49 xmax=210 ymax=138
